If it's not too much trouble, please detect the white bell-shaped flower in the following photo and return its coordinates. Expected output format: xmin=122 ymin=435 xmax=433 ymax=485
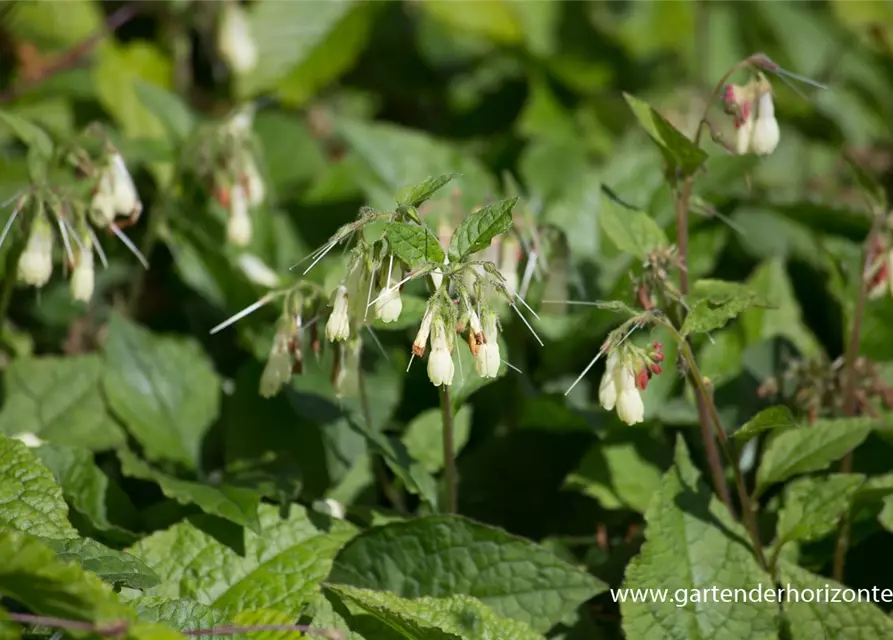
xmin=474 ymin=312 xmax=500 ymax=378
xmin=227 ymin=184 xmax=252 ymax=246
xmin=615 ymin=365 xmax=645 ymax=426
xmin=750 ymin=91 xmax=780 ymax=156
xmin=110 ymin=153 xmax=140 ymax=217
xmin=70 ymin=248 xmax=95 ymax=302
xmin=427 ymin=318 xmax=454 ymax=387
xmin=237 ymin=253 xmax=279 ymax=288
xmin=217 ymin=0 xmax=258 ymax=74
xmin=431 ymin=255 xmax=449 ymax=291
xmin=91 ymin=170 xmax=117 ymax=226
xmin=17 ymin=215 xmax=53 ymax=287
xmin=325 ymin=285 xmax=350 ymax=342
xmin=735 ymin=117 xmax=755 ymax=156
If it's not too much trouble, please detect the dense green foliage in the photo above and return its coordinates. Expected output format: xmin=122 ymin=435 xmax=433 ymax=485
xmin=2 ymin=1 xmax=893 ymax=639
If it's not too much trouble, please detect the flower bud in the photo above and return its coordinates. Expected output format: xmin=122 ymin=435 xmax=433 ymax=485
xmin=598 ymin=353 xmax=618 ymax=411
xmin=17 ymin=214 xmax=54 ymax=287
xmin=413 ymin=305 xmax=435 ymax=356
xmin=474 ymin=312 xmax=500 ymax=378
xmin=244 ymin=156 xmax=265 ymax=207
xmin=325 ymin=285 xmax=350 ymax=342
xmin=70 ymin=248 xmax=95 ymax=302
xmin=427 ymin=318 xmax=454 ymax=387
xmin=217 ymin=0 xmax=258 ymax=74
xmin=110 ymin=153 xmax=140 ymax=218
xmin=227 ymin=184 xmax=252 ymax=246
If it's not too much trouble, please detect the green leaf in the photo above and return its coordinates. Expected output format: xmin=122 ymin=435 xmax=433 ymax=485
xmin=118 ymin=449 xmax=261 ymax=532
xmin=133 ymin=81 xmax=195 ymax=143
xmin=621 ymin=437 xmax=777 ymax=639
xmin=419 ymin=0 xmax=525 ymax=45
xmin=564 ymin=429 xmax=668 ymax=513
xmin=329 ymin=515 xmax=605 ymax=633
xmin=598 ymin=194 xmax=667 ymax=260
xmin=403 ymin=406 xmax=472 ymax=474
xmin=242 ymin=1 xmax=363 ymax=98
xmin=131 ymin=596 xmax=227 ymax=631
xmin=733 ymin=406 xmax=797 ymax=443
xmin=0 ymin=110 xmax=53 ymax=159
xmin=779 ymin=560 xmax=893 ymax=638
xmin=0 ymin=434 xmax=78 ymax=539
xmin=338 ymin=118 xmax=493 ymax=210
xmin=681 ymin=280 xmax=772 ymax=337
xmin=0 ymin=354 xmax=126 ymax=451
xmin=741 ymin=258 xmax=821 ymax=356
xmin=43 ymin=537 xmax=160 ymax=590
xmin=755 ymin=418 xmax=875 ymax=496
xmin=35 ymin=443 xmax=137 ymax=541
xmin=395 ymin=174 xmax=459 ymax=208
xmin=103 ymin=314 xmax=221 ymax=470
xmin=328 ymin=584 xmax=543 ymax=640
xmin=623 ymin=93 xmax=707 ymax=175
xmin=128 ymin=504 xmax=355 ymax=614
xmin=0 ymin=530 xmax=131 ymax=622
xmin=776 ymin=474 xmax=865 ymax=546
xmin=448 ymin=198 xmax=517 ymax=261
xmin=385 ymin=223 xmax=446 ymax=269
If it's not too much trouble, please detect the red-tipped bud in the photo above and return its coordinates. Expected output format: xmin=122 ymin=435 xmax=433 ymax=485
xmin=635 ymin=368 xmax=649 ymax=391
xmin=653 ymin=352 xmax=665 ymax=362
xmin=651 ymin=341 xmax=663 ymax=351
xmin=215 ymin=186 xmax=231 ymax=208
xmin=650 ymin=362 xmax=663 ymax=375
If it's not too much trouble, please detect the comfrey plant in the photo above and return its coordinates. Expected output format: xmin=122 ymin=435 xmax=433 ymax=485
xmin=0 ymin=123 xmax=146 ymax=306
xmin=553 ymin=53 xmax=830 ymax=580
xmin=210 ymin=174 xmax=537 ymax=511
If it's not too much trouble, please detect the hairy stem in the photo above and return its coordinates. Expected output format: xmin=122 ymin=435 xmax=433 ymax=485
xmin=832 ymin=215 xmax=881 ymax=581
xmin=677 ymin=336 xmax=768 ymax=570
xmin=674 ymin=178 xmax=734 ymax=514
xmin=440 ymin=385 xmax=458 ymax=514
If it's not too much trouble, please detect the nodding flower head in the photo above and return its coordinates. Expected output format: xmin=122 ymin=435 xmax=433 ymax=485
xmin=427 ymin=317 xmax=454 ymax=387
xmin=726 ymin=75 xmax=779 ymax=156
xmin=597 ymin=342 xmax=664 ymax=426
xmin=474 ymin=311 xmax=501 ymax=379
xmin=91 ymin=153 xmax=140 ymax=227
xmin=374 ymin=266 xmax=403 ymax=324
xmin=17 ymin=213 xmax=54 ymax=288
xmin=227 ymin=183 xmax=252 ymax=246
xmin=217 ymin=0 xmax=258 ymax=74
xmin=325 ymin=285 xmax=350 ymax=342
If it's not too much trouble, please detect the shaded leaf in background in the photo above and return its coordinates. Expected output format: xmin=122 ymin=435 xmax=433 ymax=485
xmin=0 ymin=354 xmax=125 ymax=451
xmin=403 ymin=406 xmax=472 ymax=474
xmin=35 ymin=443 xmax=137 ymax=542
xmin=103 ymin=314 xmax=221 ymax=470
xmin=118 ymin=449 xmax=261 ymax=533
xmin=598 ymin=194 xmax=667 ymax=260
xmin=329 ymin=515 xmax=605 ymax=634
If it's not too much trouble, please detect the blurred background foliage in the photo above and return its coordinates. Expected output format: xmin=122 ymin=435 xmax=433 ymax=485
xmin=2 ymin=0 xmax=893 ymax=637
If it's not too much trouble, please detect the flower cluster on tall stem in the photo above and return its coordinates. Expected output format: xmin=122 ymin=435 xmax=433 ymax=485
xmin=724 ymin=73 xmax=780 ymax=156
xmin=598 ymin=341 xmax=663 ymax=426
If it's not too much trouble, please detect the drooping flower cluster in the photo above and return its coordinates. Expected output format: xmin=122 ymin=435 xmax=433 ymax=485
xmin=217 ymin=0 xmax=258 ymax=75
xmin=723 ymin=74 xmax=780 ymax=156
xmin=598 ymin=341 xmax=664 ymax=426
xmin=3 ymin=141 xmax=145 ymax=303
